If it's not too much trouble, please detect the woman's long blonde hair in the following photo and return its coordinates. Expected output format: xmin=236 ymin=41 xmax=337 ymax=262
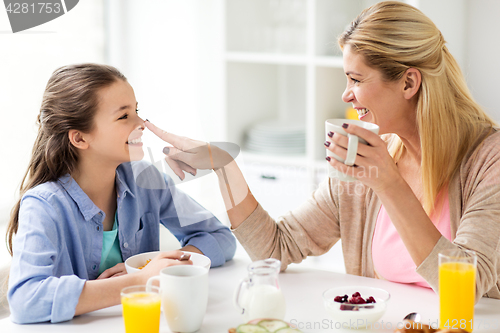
xmin=338 ymin=1 xmax=497 ymax=214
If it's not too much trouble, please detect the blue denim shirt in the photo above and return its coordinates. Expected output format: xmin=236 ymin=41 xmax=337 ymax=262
xmin=8 ymin=162 xmax=236 ymax=324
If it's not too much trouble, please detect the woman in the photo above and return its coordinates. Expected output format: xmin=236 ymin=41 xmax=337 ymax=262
xmin=146 ymin=1 xmax=500 ymax=299
xmin=7 ymin=64 xmax=236 ymax=324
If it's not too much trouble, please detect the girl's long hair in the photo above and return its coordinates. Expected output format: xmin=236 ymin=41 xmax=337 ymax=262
xmin=6 ymin=63 xmax=126 ymax=255
xmin=338 ymin=1 xmax=497 ymax=214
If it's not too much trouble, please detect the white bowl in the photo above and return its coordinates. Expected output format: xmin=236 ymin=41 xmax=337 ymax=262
xmin=323 ymin=286 xmax=390 ymax=329
xmin=125 ymin=251 xmax=211 ymax=274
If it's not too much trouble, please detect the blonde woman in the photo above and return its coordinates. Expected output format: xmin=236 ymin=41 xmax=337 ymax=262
xmin=146 ymin=1 xmax=500 ymax=299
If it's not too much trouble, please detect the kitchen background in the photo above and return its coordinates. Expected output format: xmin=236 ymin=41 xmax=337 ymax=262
xmin=1 ymin=0 xmax=499 ymax=318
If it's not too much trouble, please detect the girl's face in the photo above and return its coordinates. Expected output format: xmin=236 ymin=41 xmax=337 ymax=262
xmin=341 ymin=44 xmax=412 ymax=135
xmin=85 ymin=80 xmax=145 ymax=166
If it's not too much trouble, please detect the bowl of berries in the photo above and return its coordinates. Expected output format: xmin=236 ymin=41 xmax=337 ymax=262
xmin=323 ymin=286 xmax=390 ymax=329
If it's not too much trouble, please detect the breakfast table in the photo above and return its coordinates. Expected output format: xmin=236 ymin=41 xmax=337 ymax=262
xmin=1 ymin=252 xmax=500 ymax=333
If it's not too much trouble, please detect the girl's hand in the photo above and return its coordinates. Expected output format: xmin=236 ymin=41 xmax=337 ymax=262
xmin=96 ymin=263 xmax=127 ymax=279
xmin=144 ymin=120 xmax=234 ymax=180
xmin=138 ymin=250 xmax=193 ymax=282
xmin=325 ymin=123 xmax=402 ymax=194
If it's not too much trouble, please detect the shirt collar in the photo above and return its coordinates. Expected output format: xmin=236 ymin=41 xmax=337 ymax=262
xmin=58 ymin=170 xmax=135 ymax=221
xmin=115 ymin=167 xmax=135 ymax=200
xmin=58 ymin=174 xmax=102 ymax=221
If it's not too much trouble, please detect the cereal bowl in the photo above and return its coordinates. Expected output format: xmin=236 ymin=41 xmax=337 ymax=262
xmin=125 ymin=251 xmax=211 ymax=274
xmin=323 ymin=286 xmax=390 ymax=329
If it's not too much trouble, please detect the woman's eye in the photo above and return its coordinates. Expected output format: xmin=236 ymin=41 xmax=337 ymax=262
xmin=135 ymin=108 xmax=140 ymax=114
xmin=350 ymin=77 xmax=360 ymax=84
xmin=118 ymin=113 xmax=128 ymax=120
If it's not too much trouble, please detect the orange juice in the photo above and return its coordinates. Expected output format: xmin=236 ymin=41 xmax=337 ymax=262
xmin=439 ymin=262 xmax=476 ymax=332
xmin=122 ymin=292 xmax=161 ymax=333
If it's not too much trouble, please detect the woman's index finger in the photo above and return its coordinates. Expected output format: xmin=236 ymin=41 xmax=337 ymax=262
xmin=145 ymin=120 xmax=181 ymax=146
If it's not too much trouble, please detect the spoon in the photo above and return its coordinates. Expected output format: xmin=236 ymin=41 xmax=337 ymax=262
xmin=403 ymin=312 xmax=421 ymax=323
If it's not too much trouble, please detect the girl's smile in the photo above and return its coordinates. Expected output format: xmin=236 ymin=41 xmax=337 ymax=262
xmin=85 ymin=79 xmax=146 ymax=166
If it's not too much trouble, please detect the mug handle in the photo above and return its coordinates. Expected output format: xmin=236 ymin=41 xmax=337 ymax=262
xmin=344 ymin=133 xmax=358 ymax=166
xmin=146 ymin=275 xmax=161 ymax=292
xmin=233 ymin=278 xmax=250 ymax=315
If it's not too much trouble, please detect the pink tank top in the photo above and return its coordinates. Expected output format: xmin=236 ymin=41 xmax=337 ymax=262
xmin=372 ymin=191 xmax=452 ymax=288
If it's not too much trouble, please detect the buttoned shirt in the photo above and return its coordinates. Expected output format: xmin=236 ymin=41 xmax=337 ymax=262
xmin=8 ymin=162 xmax=236 ymax=324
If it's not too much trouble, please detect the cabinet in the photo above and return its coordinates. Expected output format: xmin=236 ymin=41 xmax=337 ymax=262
xmin=222 ymin=0 xmax=387 ymax=207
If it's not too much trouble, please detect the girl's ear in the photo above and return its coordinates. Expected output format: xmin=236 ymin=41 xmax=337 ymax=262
xmin=402 ymin=68 xmax=422 ymax=100
xmin=68 ymin=130 xmax=89 ymax=150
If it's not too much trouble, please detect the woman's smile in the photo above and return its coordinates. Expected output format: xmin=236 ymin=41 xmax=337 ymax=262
xmin=355 ymin=108 xmax=370 ymax=120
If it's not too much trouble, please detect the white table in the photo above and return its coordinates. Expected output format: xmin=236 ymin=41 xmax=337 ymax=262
xmin=2 ymin=255 xmax=500 ymax=333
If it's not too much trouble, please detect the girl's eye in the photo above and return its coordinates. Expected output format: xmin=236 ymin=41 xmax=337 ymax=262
xmin=118 ymin=113 xmax=128 ymax=120
xmin=350 ymin=77 xmax=360 ymax=84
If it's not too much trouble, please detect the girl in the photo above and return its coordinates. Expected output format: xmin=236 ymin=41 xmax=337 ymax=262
xmin=6 ymin=63 xmax=236 ymax=324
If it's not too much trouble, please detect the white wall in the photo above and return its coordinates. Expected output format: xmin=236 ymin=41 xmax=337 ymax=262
xmin=464 ymin=0 xmax=500 ymax=121
xmin=418 ymin=0 xmax=468 ymax=70
xmin=419 ymin=0 xmax=500 ymax=122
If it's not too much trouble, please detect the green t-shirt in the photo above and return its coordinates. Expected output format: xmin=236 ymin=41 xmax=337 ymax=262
xmin=98 ymin=212 xmax=123 ymax=275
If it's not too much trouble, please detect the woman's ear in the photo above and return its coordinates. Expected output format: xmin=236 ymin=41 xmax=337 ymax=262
xmin=403 ymin=68 xmax=422 ymax=100
xmin=68 ymin=130 xmax=89 ymax=150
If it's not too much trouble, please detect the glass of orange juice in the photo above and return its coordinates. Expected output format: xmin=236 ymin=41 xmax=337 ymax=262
xmin=121 ymin=285 xmax=161 ymax=333
xmin=439 ymin=249 xmax=477 ymax=332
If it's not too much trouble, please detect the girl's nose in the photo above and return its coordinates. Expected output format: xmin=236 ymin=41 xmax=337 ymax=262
xmin=136 ymin=117 xmax=145 ymax=131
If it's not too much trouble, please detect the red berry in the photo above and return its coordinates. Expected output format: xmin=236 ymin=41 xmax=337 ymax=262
xmin=349 ymin=296 xmax=367 ymax=304
xmin=334 ymin=296 xmax=344 ymax=302
xmin=352 ymin=292 xmax=361 ymax=298
xmin=366 ymin=296 xmax=376 ymax=304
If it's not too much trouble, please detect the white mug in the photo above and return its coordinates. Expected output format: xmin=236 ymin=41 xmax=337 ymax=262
xmin=147 ymin=265 xmax=209 ymax=333
xmin=325 ymin=119 xmax=379 ymax=182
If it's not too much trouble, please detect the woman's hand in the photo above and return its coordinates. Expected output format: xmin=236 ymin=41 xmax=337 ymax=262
xmin=144 ymin=120 xmax=234 ymax=180
xmin=325 ymin=123 xmax=402 ymax=194
xmin=96 ymin=263 xmax=127 ymax=279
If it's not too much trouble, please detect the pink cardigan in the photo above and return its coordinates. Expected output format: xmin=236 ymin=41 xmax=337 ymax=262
xmin=233 ymin=130 xmax=500 ymax=299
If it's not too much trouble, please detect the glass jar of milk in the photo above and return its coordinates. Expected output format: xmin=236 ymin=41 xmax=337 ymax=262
xmin=234 ymin=258 xmax=286 ymax=321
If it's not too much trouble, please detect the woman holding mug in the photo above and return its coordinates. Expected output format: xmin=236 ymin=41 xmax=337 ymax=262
xmin=146 ymin=1 xmax=500 ymax=299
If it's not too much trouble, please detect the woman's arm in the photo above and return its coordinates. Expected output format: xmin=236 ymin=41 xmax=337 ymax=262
xmin=416 ymin=134 xmax=500 ymax=297
xmin=327 ymin=125 xmax=442 ymax=266
xmin=213 ymin=160 xmax=258 ymax=229
xmin=144 ymin=120 xmax=257 ymax=229
xmin=143 ymin=120 xmax=341 ymax=269
xmin=375 ymin=176 xmax=442 ymax=266
xmin=329 ymin=125 xmax=500 ymax=296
